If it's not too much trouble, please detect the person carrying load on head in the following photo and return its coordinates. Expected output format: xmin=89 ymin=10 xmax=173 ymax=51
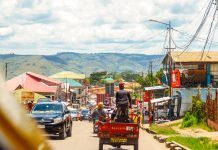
xmin=115 ymin=82 xmax=132 ymax=123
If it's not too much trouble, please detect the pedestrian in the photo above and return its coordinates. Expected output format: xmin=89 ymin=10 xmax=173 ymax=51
xmin=149 ymin=112 xmax=153 ymax=126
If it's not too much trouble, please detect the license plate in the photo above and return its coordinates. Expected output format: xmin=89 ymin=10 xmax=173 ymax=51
xmin=111 ymin=138 xmax=127 ymax=143
xmin=37 ymin=125 xmax=45 ymax=129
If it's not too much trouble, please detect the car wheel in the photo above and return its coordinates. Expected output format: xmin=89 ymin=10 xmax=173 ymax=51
xmin=66 ymin=123 xmax=72 ymax=137
xmin=59 ymin=125 xmax=66 ymax=140
xmin=99 ymin=140 xmax=103 ymax=150
xmin=134 ymin=140 xmax=139 ymax=150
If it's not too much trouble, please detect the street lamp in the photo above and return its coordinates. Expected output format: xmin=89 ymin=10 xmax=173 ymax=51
xmin=148 ymin=19 xmax=170 ymax=26
xmin=149 ymin=19 xmax=173 ymax=96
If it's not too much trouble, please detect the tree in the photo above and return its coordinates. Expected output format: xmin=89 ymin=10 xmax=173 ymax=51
xmin=90 ymin=71 xmax=107 ymax=85
xmin=120 ymin=71 xmax=141 ymax=82
xmin=155 ymin=68 xmax=164 ymax=84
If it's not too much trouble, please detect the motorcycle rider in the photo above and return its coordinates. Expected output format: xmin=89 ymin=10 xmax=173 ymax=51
xmin=115 ymin=82 xmax=132 ymax=122
xmin=91 ymin=102 xmax=106 ymax=122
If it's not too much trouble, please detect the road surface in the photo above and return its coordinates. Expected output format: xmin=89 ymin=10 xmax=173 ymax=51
xmin=48 ymin=121 xmax=168 ymax=150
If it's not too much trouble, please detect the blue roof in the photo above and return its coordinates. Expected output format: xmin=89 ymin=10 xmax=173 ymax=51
xmin=56 ymin=78 xmax=82 ymax=87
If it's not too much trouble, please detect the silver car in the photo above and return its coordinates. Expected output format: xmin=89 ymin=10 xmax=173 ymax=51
xmin=69 ymin=108 xmax=78 ymax=121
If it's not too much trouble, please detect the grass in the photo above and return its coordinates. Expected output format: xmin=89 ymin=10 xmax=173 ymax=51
xmin=191 ymin=122 xmax=214 ymax=132
xmin=180 ymin=121 xmax=214 ymax=132
xmin=166 ymin=136 xmax=218 ymax=150
xmin=150 ymin=124 xmax=177 ymax=135
xmin=169 ymin=122 xmax=181 ymax=127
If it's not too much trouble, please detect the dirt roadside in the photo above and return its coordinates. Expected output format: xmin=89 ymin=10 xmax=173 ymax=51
xmin=160 ymin=119 xmax=218 ymax=141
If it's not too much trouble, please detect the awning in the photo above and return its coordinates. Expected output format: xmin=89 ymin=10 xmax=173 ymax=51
xmin=144 ymin=96 xmax=171 ymax=104
xmin=144 ymin=86 xmax=169 ymax=91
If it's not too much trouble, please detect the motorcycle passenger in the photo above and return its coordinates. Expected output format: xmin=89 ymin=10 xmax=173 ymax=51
xmin=91 ymin=103 xmax=106 ymax=123
xmin=115 ymin=82 xmax=132 ymax=123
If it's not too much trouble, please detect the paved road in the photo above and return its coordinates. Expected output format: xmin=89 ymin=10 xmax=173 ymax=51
xmin=48 ymin=121 xmax=168 ymax=150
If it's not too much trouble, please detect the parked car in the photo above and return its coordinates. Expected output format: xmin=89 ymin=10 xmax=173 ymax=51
xmin=31 ymin=102 xmax=72 ymax=140
xmin=69 ymin=108 xmax=78 ymax=121
xmin=81 ymin=109 xmax=90 ymax=120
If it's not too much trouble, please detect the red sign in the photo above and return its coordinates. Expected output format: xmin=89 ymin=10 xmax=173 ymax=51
xmin=144 ymin=91 xmax=152 ymax=102
xmin=171 ymin=69 xmax=181 ymax=88
xmin=135 ymin=99 xmax=138 ymax=105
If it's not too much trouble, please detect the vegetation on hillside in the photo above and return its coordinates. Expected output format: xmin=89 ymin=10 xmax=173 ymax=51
xmin=1 ymin=53 xmax=162 ymax=79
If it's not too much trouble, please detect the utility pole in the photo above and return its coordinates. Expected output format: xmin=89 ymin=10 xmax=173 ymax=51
xmin=5 ymin=62 xmax=8 ymax=81
xmin=168 ymin=21 xmax=172 ymax=97
xmin=150 ymin=61 xmax=153 ymax=86
xmin=149 ymin=19 xmax=174 ymax=96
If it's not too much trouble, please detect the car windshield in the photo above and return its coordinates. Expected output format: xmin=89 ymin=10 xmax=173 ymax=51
xmin=32 ymin=104 xmax=63 ymax=114
xmin=70 ymin=110 xmax=77 ymax=114
xmin=81 ymin=110 xmax=89 ymax=114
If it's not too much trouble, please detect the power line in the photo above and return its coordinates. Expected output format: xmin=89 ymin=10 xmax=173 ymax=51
xmin=175 ymin=0 xmax=213 ymax=56
xmin=201 ymin=7 xmax=217 ymax=59
xmin=152 ymin=30 xmax=169 ymax=69
xmin=117 ymin=30 xmax=166 ymax=52
xmin=171 ymin=0 xmax=214 ymax=56
xmin=172 ymin=28 xmax=218 ymax=46
xmin=176 ymin=0 xmax=213 ymax=31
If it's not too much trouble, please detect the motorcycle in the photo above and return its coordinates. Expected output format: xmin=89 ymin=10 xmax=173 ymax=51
xmin=93 ymin=119 xmax=99 ymax=134
xmin=88 ymin=114 xmax=92 ymax=123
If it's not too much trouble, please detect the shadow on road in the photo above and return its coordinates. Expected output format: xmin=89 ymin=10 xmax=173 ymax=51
xmin=107 ymin=148 xmax=128 ymax=150
xmin=44 ymin=134 xmax=62 ymax=140
xmin=91 ymin=135 xmax=98 ymax=138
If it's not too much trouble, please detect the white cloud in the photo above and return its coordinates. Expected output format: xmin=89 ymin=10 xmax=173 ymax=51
xmin=0 ymin=0 xmax=216 ymax=55
xmin=0 ymin=27 xmax=14 ymax=37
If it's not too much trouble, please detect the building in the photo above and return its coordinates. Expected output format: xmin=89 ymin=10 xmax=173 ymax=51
xmin=55 ymin=78 xmax=83 ymax=103
xmin=6 ymin=72 xmax=61 ymax=100
xmin=162 ymin=51 xmax=218 ymax=88
xmin=50 ymin=71 xmax=86 ymax=104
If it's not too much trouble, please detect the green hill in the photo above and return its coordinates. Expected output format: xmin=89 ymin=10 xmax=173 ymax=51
xmin=0 ymin=53 xmax=162 ymax=79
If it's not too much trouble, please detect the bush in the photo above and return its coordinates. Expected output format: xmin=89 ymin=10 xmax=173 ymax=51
xmin=181 ymin=112 xmax=197 ymax=128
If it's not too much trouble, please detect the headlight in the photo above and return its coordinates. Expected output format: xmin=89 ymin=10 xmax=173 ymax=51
xmin=53 ymin=117 xmax=62 ymax=124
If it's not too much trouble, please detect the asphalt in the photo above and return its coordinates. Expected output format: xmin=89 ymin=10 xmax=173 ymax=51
xmin=47 ymin=121 xmax=168 ymax=150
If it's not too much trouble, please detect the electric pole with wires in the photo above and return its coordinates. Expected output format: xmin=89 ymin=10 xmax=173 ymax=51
xmin=149 ymin=19 xmax=174 ymax=96
xmin=5 ymin=62 xmax=8 ymax=81
xmin=168 ymin=21 xmax=173 ymax=96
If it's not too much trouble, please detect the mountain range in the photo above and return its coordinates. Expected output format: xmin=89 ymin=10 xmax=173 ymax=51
xmin=0 ymin=52 xmax=163 ymax=79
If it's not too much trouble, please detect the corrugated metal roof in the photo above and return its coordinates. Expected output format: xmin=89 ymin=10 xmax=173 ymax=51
xmin=170 ymin=51 xmax=218 ymax=63
xmin=6 ymin=72 xmax=60 ymax=93
xmin=27 ymin=72 xmax=61 ymax=85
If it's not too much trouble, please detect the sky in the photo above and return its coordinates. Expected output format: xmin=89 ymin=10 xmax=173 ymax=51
xmin=0 ymin=0 xmax=217 ymax=55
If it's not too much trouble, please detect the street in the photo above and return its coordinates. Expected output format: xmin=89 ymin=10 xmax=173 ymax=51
xmin=48 ymin=121 xmax=168 ymax=150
